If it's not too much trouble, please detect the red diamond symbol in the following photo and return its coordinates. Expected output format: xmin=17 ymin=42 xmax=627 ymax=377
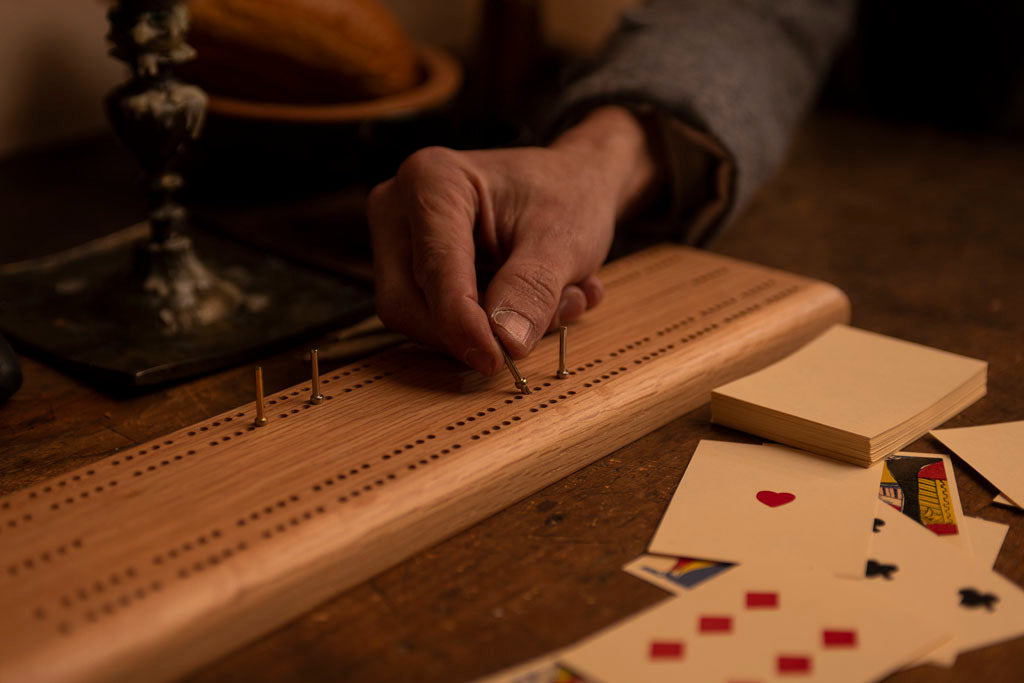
xmin=746 ymin=591 xmax=779 ymax=609
xmin=698 ymin=615 xmax=733 ymax=633
xmin=649 ymin=640 xmax=685 ymax=660
xmin=777 ymin=655 xmax=812 ymax=674
xmin=823 ymin=629 xmax=857 ymax=647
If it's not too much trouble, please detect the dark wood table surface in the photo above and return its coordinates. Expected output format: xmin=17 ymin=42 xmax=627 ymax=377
xmin=2 ymin=109 xmax=1023 ymax=682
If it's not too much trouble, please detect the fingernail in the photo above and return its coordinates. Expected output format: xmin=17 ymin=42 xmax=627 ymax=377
xmin=463 ymin=348 xmax=495 ymax=375
xmin=491 ymin=309 xmax=533 ymax=350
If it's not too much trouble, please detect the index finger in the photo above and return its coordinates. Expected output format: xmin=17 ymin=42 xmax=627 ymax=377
xmin=396 ymin=148 xmax=502 ymax=374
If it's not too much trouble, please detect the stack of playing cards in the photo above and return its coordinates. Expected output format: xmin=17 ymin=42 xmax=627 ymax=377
xmin=710 ymin=325 xmax=987 ymax=465
xmin=479 ymin=440 xmax=1023 ymax=683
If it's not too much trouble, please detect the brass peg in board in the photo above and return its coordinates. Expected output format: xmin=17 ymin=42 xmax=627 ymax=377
xmin=556 ymin=326 xmax=569 ymax=379
xmin=253 ymin=366 xmax=268 ymax=427
xmin=496 ymin=338 xmax=531 ymax=395
xmin=309 ymin=348 xmax=324 ymax=405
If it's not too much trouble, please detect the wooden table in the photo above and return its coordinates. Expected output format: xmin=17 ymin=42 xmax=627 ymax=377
xmin=2 ymin=109 xmax=1023 ymax=682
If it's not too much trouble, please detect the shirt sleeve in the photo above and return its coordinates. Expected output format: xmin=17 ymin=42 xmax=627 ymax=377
xmin=548 ymin=0 xmax=857 ymax=245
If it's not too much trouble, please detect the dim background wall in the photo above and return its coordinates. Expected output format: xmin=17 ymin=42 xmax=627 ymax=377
xmin=0 ymin=0 xmax=125 ymax=157
xmin=0 ymin=0 xmax=639 ymax=159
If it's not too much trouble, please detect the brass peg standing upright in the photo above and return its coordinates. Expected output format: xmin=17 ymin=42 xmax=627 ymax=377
xmin=253 ymin=366 xmax=268 ymax=427
xmin=497 ymin=338 xmax=531 ymax=395
xmin=309 ymin=348 xmax=324 ymax=404
xmin=556 ymin=326 xmax=569 ymax=379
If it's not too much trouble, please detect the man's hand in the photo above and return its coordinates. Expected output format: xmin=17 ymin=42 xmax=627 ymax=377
xmin=368 ymin=105 xmax=661 ymax=375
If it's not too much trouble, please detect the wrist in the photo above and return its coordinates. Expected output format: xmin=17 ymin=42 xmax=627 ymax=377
xmin=550 ymin=105 xmax=664 ymax=218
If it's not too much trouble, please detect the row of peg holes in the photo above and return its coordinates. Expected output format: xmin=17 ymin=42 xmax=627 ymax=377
xmin=17 ymin=367 xmax=390 ymax=632
xmin=741 ymin=278 xmax=776 ymax=298
xmin=152 ymin=528 xmax=227 ymax=567
xmin=54 ymin=496 xmax=350 ymax=633
xmin=9 ymin=282 xmax=798 ymax=584
xmin=161 ymin=282 xmax=798 ymax=534
xmin=601 ymin=250 xmax=690 ymax=288
xmin=0 ymin=270 xmax=750 ymax=523
xmin=689 ymin=266 xmax=730 ymax=285
xmin=37 ymin=564 xmax=144 ymax=635
xmin=403 ymin=284 xmax=800 ymax=446
xmin=2 ymin=366 xmax=386 ymax=525
xmin=41 ymin=282 xmax=801 ymax=634
xmin=7 ymin=538 xmax=83 ymax=578
xmin=23 ymin=367 xmax=382 ymax=628
xmin=52 ymin=577 xmax=164 ymax=636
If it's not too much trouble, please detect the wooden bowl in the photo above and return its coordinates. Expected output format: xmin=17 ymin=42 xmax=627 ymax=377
xmin=204 ymin=45 xmax=462 ymax=123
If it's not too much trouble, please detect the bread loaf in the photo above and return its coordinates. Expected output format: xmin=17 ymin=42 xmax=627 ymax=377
xmin=184 ymin=0 xmax=421 ymax=103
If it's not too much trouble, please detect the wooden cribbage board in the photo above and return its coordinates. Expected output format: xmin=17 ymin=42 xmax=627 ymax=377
xmin=0 ymin=245 xmax=849 ymax=682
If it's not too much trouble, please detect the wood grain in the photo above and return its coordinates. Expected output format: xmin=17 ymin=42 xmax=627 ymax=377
xmin=0 ymin=244 xmax=848 ymax=682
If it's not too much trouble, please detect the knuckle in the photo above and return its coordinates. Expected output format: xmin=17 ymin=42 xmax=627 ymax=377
xmin=411 ymin=244 xmax=451 ymax=289
xmin=505 ymin=262 xmax=562 ymax=312
xmin=367 ymin=179 xmax=390 ymax=205
xmin=412 ymin=242 xmax=475 ymax=301
xmin=366 ymin=180 xmax=394 ymax=227
xmin=398 ymin=146 xmax=459 ymax=180
xmin=409 ymin=177 xmax=475 ymax=227
xmin=398 ymin=148 xmax=474 ymax=211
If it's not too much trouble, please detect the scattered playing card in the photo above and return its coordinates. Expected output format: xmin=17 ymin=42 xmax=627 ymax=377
xmin=648 ymin=441 xmax=880 ymax=576
xmin=495 ymin=428 xmax=1020 ymax=682
xmin=560 ymin=592 xmax=775 ymax=683
xmin=880 ymin=452 xmax=973 ymax=556
xmin=560 ymin=565 xmax=950 ymax=682
xmin=963 ymin=516 xmax=1009 ymax=568
xmin=474 ymin=652 xmax=587 ymax=683
xmin=992 ymin=492 xmax=1021 ymax=510
xmin=622 ymin=554 xmax=735 ymax=594
xmin=868 ymin=501 xmax=1024 ymax=666
xmin=932 ymin=421 xmax=1024 ymax=511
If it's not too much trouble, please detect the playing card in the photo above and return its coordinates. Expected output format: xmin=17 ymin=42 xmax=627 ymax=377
xmin=992 ymin=492 xmax=1021 ymax=510
xmin=879 ymin=452 xmax=973 ymax=556
xmin=963 ymin=516 xmax=1009 ymax=568
xmin=561 ymin=565 xmax=949 ymax=682
xmin=867 ymin=501 xmax=1024 ymax=666
xmin=622 ymin=554 xmax=735 ymax=595
xmin=689 ymin=566 xmax=954 ymax=681
xmin=561 ymin=592 xmax=772 ymax=683
xmin=932 ymin=421 xmax=1024 ymax=511
xmin=474 ymin=652 xmax=587 ymax=683
xmin=648 ymin=441 xmax=880 ymax=576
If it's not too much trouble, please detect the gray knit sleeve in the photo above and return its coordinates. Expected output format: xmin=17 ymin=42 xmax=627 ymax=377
xmin=551 ymin=0 xmax=857 ymax=241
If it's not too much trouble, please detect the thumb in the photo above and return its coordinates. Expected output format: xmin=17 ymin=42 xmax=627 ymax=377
xmin=484 ymin=247 xmax=577 ymax=357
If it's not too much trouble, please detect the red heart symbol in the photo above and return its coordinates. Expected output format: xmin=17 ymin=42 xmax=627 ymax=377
xmin=757 ymin=490 xmax=796 ymax=507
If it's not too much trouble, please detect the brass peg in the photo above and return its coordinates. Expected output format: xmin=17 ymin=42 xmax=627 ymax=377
xmin=496 ymin=338 xmax=531 ymax=395
xmin=309 ymin=348 xmax=324 ymax=405
xmin=253 ymin=366 xmax=268 ymax=427
xmin=556 ymin=326 xmax=569 ymax=379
